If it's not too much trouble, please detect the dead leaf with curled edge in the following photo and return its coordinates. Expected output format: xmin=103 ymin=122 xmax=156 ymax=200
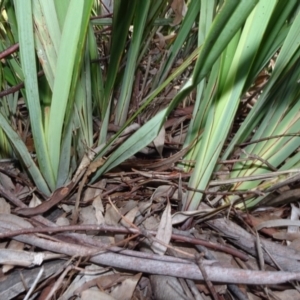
xmin=28 ymin=193 xmax=42 ymax=208
xmin=154 ymin=32 xmax=166 ymax=49
xmin=120 ymin=206 xmax=139 ymax=228
xmin=171 ymin=0 xmax=187 ymax=26
xmin=151 ymin=201 xmax=172 ymax=255
xmin=110 ymin=273 xmax=142 ymax=300
xmin=151 ymin=185 xmax=174 ymax=203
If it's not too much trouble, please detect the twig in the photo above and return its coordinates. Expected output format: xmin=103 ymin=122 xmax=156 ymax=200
xmin=195 ymin=253 xmax=219 ymax=300
xmin=0 ymin=71 xmax=44 ymax=98
xmin=1 ymin=223 xmax=299 ymax=284
xmin=44 ymin=264 xmax=74 ymax=300
xmin=109 ymin=197 xmax=226 ymax=260
xmin=209 ymin=169 xmax=300 ymax=186
xmin=238 ymin=133 xmax=300 ymax=146
xmin=186 ymin=186 xmax=264 ymax=196
xmin=72 ymin=157 xmax=106 ymax=224
xmin=24 ymin=266 xmax=44 ymax=300
xmin=0 ymin=223 xmax=248 ymax=261
xmin=241 ymin=149 xmax=277 ymax=172
xmin=0 ymin=43 xmax=19 ymax=59
xmin=107 ymin=196 xmax=139 ymax=230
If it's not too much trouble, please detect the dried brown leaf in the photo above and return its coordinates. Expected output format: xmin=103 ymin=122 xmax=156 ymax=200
xmin=79 ymin=206 xmax=101 ymax=234
xmin=273 ymin=289 xmax=300 ymax=300
xmin=110 ymin=273 xmax=142 ymax=300
xmin=105 ymin=204 xmax=121 ymax=225
xmin=81 ymin=289 xmax=115 ymax=300
xmin=143 ymin=215 xmax=159 ymax=230
xmin=0 ymin=213 xmax=33 ymax=229
xmin=28 ymin=193 xmax=42 ymax=208
xmin=152 ymin=201 xmax=172 ymax=255
xmin=171 ymin=0 xmax=186 ymax=25
xmin=93 ymin=198 xmax=105 ymax=224
xmin=0 ymin=172 xmax=15 ymax=191
xmin=155 ymin=32 xmax=166 ymax=49
xmin=95 ymin=273 xmax=123 ymax=289
xmin=56 ymin=216 xmax=70 ymax=226
xmin=151 ymin=185 xmax=173 ymax=203
xmin=62 ymin=275 xmax=89 ymax=299
xmin=0 ymin=198 xmax=10 ymax=214
xmin=120 ymin=206 xmax=139 ymax=228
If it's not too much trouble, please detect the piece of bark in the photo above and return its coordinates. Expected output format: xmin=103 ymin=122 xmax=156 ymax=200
xmin=0 ymin=260 xmax=62 ymax=300
xmin=207 ymin=217 xmax=300 ymax=272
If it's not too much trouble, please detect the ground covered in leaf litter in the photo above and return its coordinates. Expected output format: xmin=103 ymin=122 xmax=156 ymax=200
xmin=1 ymin=106 xmax=300 ymax=300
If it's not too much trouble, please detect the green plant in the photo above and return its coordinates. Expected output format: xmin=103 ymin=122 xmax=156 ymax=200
xmin=0 ymin=0 xmax=300 ymax=215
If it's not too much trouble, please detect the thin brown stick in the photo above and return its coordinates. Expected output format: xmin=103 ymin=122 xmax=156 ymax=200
xmin=44 ymin=264 xmax=74 ymax=300
xmin=0 ymin=43 xmax=19 ymax=59
xmin=0 ymin=71 xmax=44 ymax=98
xmin=186 ymin=186 xmax=264 ymax=196
xmin=90 ymin=13 xmax=113 ymax=20
xmin=195 ymin=253 xmax=219 ymax=300
xmin=0 ymin=223 xmax=249 ymax=261
xmin=1 ymin=223 xmax=299 ymax=284
xmin=241 ymin=150 xmax=277 ymax=171
xmin=238 ymin=133 xmax=300 ymax=146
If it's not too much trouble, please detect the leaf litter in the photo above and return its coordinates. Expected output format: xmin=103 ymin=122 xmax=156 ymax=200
xmin=2 ymin=108 xmax=300 ymax=299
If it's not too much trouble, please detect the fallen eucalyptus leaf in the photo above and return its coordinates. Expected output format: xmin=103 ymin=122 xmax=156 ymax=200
xmin=152 ymin=201 xmax=172 ymax=255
